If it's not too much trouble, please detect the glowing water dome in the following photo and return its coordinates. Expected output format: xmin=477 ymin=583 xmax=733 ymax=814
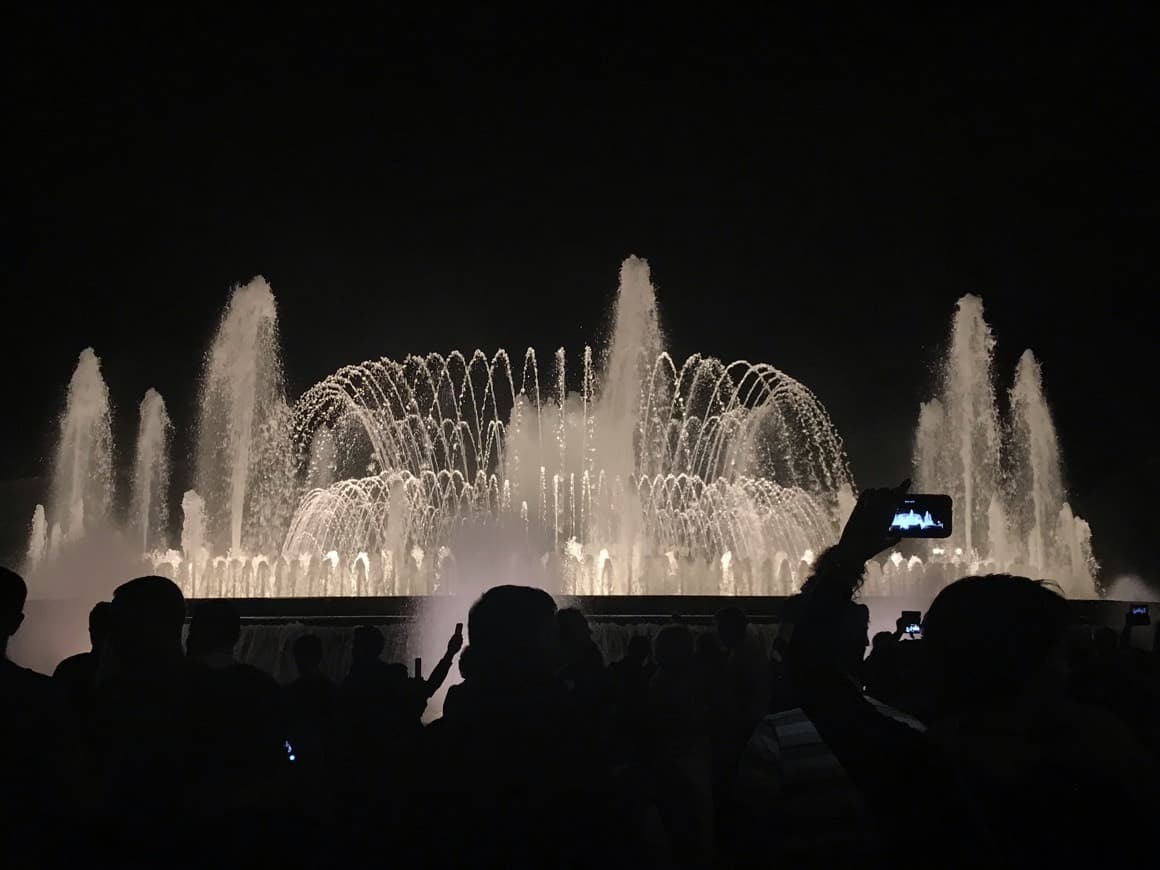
xmin=275 ymin=256 xmax=853 ymax=597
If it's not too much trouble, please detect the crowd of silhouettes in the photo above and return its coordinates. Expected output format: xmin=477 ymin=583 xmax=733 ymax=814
xmin=2 ymin=485 xmax=1159 ymax=868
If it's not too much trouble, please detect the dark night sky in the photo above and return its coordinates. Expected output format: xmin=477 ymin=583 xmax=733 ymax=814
xmin=2 ymin=7 xmax=1157 ymax=580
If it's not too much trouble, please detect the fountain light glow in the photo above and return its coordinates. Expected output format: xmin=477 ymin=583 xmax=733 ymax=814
xmin=22 ymin=260 xmax=1099 ymax=599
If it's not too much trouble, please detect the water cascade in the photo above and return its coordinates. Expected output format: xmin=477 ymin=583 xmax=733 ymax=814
xmin=48 ymin=348 xmax=114 ymax=542
xmin=129 ymin=388 xmax=172 ymax=552
xmin=194 ymin=277 xmax=294 ymax=557
xmin=21 ymin=264 xmax=1098 ymax=600
xmin=911 ymin=296 xmax=1095 ymax=595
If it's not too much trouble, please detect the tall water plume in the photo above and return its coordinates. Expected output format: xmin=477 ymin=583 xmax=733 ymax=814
xmin=1007 ymin=349 xmax=1095 ymax=594
xmin=129 ymin=388 xmax=172 ymax=552
xmin=194 ymin=277 xmax=292 ymax=555
xmin=914 ymin=295 xmax=1002 ymax=560
xmin=49 ymin=348 xmax=114 ymax=541
xmin=26 ymin=504 xmax=47 ymax=572
xmin=914 ymin=296 xmax=1096 ymax=595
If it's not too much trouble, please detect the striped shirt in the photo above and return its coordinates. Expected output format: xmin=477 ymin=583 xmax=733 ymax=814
xmin=734 ymin=698 xmax=925 ymax=867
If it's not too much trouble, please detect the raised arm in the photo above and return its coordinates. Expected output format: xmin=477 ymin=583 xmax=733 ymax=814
xmin=423 ymin=622 xmax=464 ymax=699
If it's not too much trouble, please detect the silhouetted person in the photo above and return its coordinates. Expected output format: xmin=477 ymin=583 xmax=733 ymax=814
xmin=557 ymin=606 xmax=612 ymax=732
xmin=87 ymin=576 xmax=196 ymax=862
xmin=860 ymin=630 xmax=898 ymax=701
xmin=0 ymin=566 xmax=80 ymax=867
xmin=715 ymin=606 xmax=770 ymax=740
xmin=286 ymin=633 xmax=334 ymax=733
xmin=609 ymin=635 xmax=655 ymax=763
xmin=184 ymin=599 xmax=296 ymax=865
xmin=53 ymin=600 xmax=112 ymax=715
xmin=648 ymin=624 xmax=713 ymax=866
xmin=736 ymin=595 xmax=925 ymax=868
xmin=338 ymin=624 xmax=410 ymax=744
xmin=766 ymin=485 xmax=995 ymax=867
xmin=342 ymin=623 xmax=393 ymax=694
xmin=185 ymin=599 xmax=285 ymax=778
xmin=922 ymin=575 xmax=1158 ymax=865
xmin=712 ymin=605 xmax=768 ymax=849
xmin=610 ymin=634 xmax=654 ymax=698
xmin=281 ymin=633 xmax=336 ymax=828
xmin=411 ymin=585 xmax=623 ymax=868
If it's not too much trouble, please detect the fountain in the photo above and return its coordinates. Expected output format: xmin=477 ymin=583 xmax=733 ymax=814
xmin=129 ymin=388 xmax=171 ymax=553
xmin=273 ymin=256 xmax=850 ymax=598
xmin=904 ymin=295 xmax=1096 ymax=597
xmin=193 ymin=276 xmax=295 ymax=558
xmin=19 ymin=261 xmax=1098 ymax=602
xmin=40 ymin=348 xmax=114 ymax=550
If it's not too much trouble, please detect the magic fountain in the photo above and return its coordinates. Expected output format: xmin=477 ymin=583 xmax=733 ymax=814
xmin=23 ymin=257 xmax=1098 ymax=601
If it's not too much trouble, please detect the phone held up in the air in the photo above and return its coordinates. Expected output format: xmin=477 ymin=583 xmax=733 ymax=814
xmin=889 ymin=494 xmax=953 ymax=539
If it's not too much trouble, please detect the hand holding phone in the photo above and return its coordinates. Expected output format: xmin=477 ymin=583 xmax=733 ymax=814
xmin=898 ymin=610 xmax=922 ymax=637
xmin=1126 ymin=604 xmax=1150 ymax=627
xmin=447 ymin=622 xmax=464 ymax=655
xmin=837 ymin=480 xmax=912 ymax=564
xmin=889 ymin=494 xmax=953 ymax=539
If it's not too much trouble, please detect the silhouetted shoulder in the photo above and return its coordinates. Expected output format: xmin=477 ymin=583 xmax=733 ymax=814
xmin=1 ymin=657 xmax=60 ymax=704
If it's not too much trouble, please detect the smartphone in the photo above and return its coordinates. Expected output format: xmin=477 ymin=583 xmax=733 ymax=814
xmin=414 ymin=657 xmax=423 ymax=679
xmin=900 ymin=610 xmax=922 ymax=636
xmin=889 ymin=494 xmax=952 ymax=538
xmin=1127 ymin=604 xmax=1151 ymax=627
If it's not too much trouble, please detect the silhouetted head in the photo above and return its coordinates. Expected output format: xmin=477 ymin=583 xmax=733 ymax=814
xmin=557 ymin=606 xmax=592 ymax=657
xmin=871 ymin=630 xmax=896 ymax=652
xmin=655 ymin=624 xmax=695 ymax=669
xmin=0 ymin=566 xmax=28 ymax=647
xmin=559 ymin=606 xmax=591 ymax=637
xmin=923 ymin=574 xmax=1069 ymax=713
xmin=351 ymin=625 xmax=385 ymax=665
xmin=715 ymin=606 xmax=748 ymax=649
xmin=781 ymin=593 xmax=870 ymax=676
xmin=186 ymin=600 xmax=241 ymax=658
xmin=1093 ymin=626 xmax=1118 ymax=655
xmin=626 ymin=634 xmax=651 ymax=665
xmin=292 ymin=633 xmax=323 ymax=676
xmin=110 ymin=575 xmax=186 ymax=666
xmin=466 ymin=584 xmax=557 ymax=688
xmin=89 ymin=601 xmax=113 ymax=651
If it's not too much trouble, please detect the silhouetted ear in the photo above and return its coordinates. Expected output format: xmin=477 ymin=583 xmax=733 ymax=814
xmin=14 ymin=612 xmax=24 ymax=632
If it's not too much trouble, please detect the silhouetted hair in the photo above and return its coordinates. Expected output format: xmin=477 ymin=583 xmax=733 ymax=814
xmin=0 ymin=566 xmax=27 ymax=639
xmin=557 ymin=606 xmax=591 ymax=643
xmin=113 ymin=575 xmax=186 ymax=630
xmin=0 ymin=565 xmax=27 ymax=618
xmin=110 ymin=575 xmax=186 ymax=662
xmin=90 ymin=600 xmax=113 ymax=637
xmin=292 ymin=633 xmax=324 ymax=672
xmin=923 ymin=574 xmax=1069 ymax=709
xmin=351 ymin=624 xmax=385 ymax=663
xmin=466 ymin=585 xmax=557 ymax=680
xmin=187 ymin=599 xmax=242 ymax=655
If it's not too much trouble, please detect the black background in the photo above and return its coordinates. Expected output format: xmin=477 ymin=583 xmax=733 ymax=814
xmin=2 ymin=6 xmax=1156 ymax=582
